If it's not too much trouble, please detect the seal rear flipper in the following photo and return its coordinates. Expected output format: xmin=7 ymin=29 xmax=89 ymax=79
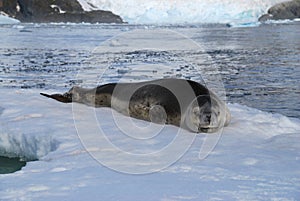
xmin=40 ymin=93 xmax=72 ymax=103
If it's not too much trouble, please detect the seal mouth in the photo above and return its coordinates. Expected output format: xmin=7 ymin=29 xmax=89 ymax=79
xmin=199 ymin=126 xmax=220 ymax=133
xmin=199 ymin=128 xmax=209 ymax=133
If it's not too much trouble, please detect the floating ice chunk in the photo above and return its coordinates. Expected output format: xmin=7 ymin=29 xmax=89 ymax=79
xmin=0 ymin=13 xmax=20 ymax=24
xmin=50 ymin=5 xmax=66 ymax=14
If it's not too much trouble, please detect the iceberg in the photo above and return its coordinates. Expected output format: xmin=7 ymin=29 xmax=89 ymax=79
xmin=0 ymin=88 xmax=299 ymax=200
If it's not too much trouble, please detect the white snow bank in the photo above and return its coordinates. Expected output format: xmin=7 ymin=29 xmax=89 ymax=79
xmin=77 ymin=0 xmax=287 ymax=24
xmin=0 ymin=90 xmax=66 ymax=161
xmin=0 ymin=131 xmax=57 ymax=161
xmin=0 ymin=88 xmax=299 ymax=200
xmin=0 ymin=13 xmax=19 ymax=24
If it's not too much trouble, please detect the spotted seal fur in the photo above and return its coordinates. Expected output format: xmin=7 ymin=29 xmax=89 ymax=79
xmin=41 ymin=78 xmax=231 ymax=133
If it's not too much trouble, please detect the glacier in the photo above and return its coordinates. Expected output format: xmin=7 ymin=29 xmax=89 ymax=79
xmin=77 ymin=0 xmax=287 ymax=24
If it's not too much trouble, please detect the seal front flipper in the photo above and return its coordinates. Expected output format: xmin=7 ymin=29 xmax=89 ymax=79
xmin=40 ymin=93 xmax=72 ymax=103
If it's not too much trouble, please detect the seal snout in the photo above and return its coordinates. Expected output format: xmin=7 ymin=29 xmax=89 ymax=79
xmin=204 ymin=112 xmax=211 ymax=124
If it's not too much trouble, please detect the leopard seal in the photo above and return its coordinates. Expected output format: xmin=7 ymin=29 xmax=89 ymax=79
xmin=40 ymin=78 xmax=231 ymax=133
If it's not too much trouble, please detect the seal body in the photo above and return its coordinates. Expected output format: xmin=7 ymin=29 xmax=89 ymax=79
xmin=41 ymin=78 xmax=231 ymax=133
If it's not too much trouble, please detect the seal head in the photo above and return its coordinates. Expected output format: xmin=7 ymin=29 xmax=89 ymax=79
xmin=184 ymin=94 xmax=230 ymax=133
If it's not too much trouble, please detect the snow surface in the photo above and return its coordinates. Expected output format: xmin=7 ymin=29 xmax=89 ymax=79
xmin=77 ymin=0 xmax=287 ymax=25
xmin=0 ymin=14 xmax=19 ymax=24
xmin=0 ymin=88 xmax=300 ymax=200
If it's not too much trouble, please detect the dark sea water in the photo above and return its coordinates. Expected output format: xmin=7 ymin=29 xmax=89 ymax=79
xmin=0 ymin=22 xmax=299 ymax=173
xmin=0 ymin=156 xmax=26 ymax=174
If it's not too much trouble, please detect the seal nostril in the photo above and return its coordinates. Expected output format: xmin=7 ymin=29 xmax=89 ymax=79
xmin=204 ymin=113 xmax=211 ymax=123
